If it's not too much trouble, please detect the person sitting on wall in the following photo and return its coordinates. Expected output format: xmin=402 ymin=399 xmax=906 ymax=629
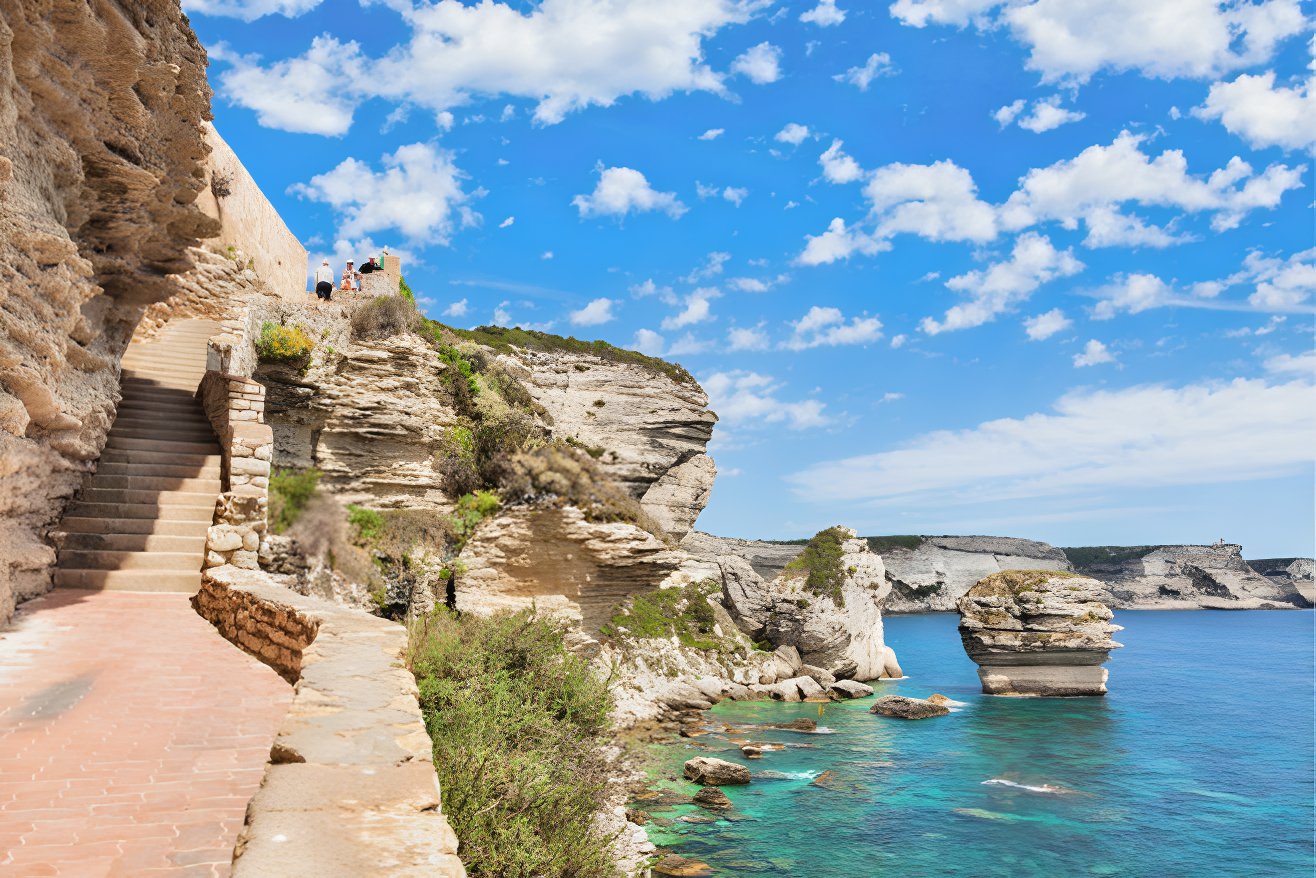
xmin=314 ymin=258 xmax=334 ymax=303
xmin=358 ymin=255 xmax=381 ymax=274
xmin=341 ymin=260 xmax=355 ymax=291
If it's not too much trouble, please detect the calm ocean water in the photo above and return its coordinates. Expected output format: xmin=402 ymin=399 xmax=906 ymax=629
xmin=639 ymin=611 xmax=1315 ymax=877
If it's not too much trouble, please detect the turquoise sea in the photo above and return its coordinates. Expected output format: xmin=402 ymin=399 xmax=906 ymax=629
xmin=639 ymin=611 xmax=1315 ymax=877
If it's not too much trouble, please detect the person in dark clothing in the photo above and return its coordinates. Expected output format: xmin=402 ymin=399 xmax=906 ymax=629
xmin=358 ymin=255 xmax=381 ymax=274
xmin=314 ymin=258 xmax=334 ymax=302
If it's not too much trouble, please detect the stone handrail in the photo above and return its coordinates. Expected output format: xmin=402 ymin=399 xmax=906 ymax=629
xmin=195 ymin=565 xmax=465 ymax=877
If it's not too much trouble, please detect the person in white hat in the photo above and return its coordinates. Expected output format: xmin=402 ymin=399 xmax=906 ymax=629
xmin=314 ymin=258 xmax=334 ymax=302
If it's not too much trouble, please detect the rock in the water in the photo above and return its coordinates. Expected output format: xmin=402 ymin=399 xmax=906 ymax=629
xmin=683 ymin=757 xmax=751 ymax=786
xmin=927 ymin=693 xmax=952 ymax=707
xmin=740 ymin=745 xmax=763 ymax=759
xmin=799 ymin=663 xmax=837 ymax=688
xmin=692 ymin=787 xmax=733 ymax=810
xmin=767 ymin=718 xmax=817 ymax=732
xmin=958 ymin=570 xmax=1123 ymax=697
xmin=829 ymin=680 xmax=875 ymax=699
xmin=653 ymin=853 xmax=714 ymax=876
xmin=870 ymin=695 xmax=950 ymax=719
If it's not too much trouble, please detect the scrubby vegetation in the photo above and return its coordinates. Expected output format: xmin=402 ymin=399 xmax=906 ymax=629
xmin=602 ymin=580 xmax=723 ymax=650
xmin=268 ymin=467 xmax=321 ymax=533
xmin=256 ymin=321 xmax=315 ymax=365
xmin=1062 ymin=545 xmax=1163 ymax=568
xmin=782 ymin=526 xmax=852 ymax=606
xmin=975 ymin=569 xmax=1083 ymax=598
xmin=350 ymin=293 xmax=420 ymax=339
xmin=495 ymin=442 xmax=659 ymax=531
xmin=865 ymin=535 xmax=924 ymax=553
xmin=407 ymin=610 xmax=616 ymax=878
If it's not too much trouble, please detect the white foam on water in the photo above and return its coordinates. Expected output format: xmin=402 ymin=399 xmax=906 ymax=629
xmin=982 ymin=778 xmax=1072 ymax=795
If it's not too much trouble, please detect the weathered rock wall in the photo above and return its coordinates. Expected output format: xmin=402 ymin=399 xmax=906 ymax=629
xmin=1071 ymin=544 xmax=1308 ymax=609
xmin=1248 ymin=557 xmax=1315 ymax=604
xmin=681 ymin=531 xmax=805 ymax=580
xmin=880 ymin=536 xmax=1072 ymax=613
xmin=0 ymin=0 xmax=215 ymax=624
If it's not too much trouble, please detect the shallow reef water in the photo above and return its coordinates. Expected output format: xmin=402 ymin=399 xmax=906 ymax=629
xmin=638 ymin=611 xmax=1315 ymax=877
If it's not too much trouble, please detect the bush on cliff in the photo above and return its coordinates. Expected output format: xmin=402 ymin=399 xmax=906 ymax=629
xmin=255 ymin=321 xmax=315 ymax=365
xmin=493 ymin=441 xmax=661 ymax=534
xmin=407 ymin=609 xmax=616 ymax=878
xmin=268 ymin=467 xmax=322 ymax=533
xmin=602 ymin=580 xmax=724 ymax=650
xmin=783 ymin=525 xmax=851 ymax=607
xmin=350 ymin=293 xmax=420 ymax=339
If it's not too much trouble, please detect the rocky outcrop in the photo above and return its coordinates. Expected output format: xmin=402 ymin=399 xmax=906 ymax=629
xmin=505 ymin=349 xmax=716 ymax=540
xmin=682 ymin=757 xmax=750 ymax=786
xmin=0 ymin=0 xmax=217 ymax=623
xmin=680 ymin=531 xmax=805 ymax=580
xmin=717 ymin=527 xmax=902 ymax=681
xmin=958 ymin=570 xmax=1123 ymax=696
xmin=1068 ymin=544 xmax=1307 ymax=609
xmin=880 ymin=536 xmax=1072 ymax=613
xmin=870 ymin=695 xmax=949 ymax=719
xmin=1248 ymin=557 xmax=1315 ymax=605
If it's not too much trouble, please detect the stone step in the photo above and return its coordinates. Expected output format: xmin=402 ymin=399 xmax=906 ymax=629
xmin=99 ymin=447 xmax=222 ymax=467
xmin=105 ymin=435 xmax=220 ymax=455
xmin=110 ymin=424 xmax=217 ymax=443
xmin=65 ymin=501 xmax=214 ymax=522
xmin=115 ymin=395 xmax=204 ymax=413
xmin=58 ymin=532 xmax=208 ymax=553
xmin=122 ymin=366 xmax=207 ymax=379
xmin=86 ymin=474 xmax=220 ymax=492
xmin=110 ymin=417 xmax=214 ymax=434
xmin=79 ymin=487 xmax=217 ymax=507
xmin=58 ymin=550 xmax=201 ymax=571
xmin=94 ymin=460 xmax=222 ymax=479
xmin=54 ymin=517 xmax=212 ymax=537
xmin=54 ymin=569 xmax=202 ymax=593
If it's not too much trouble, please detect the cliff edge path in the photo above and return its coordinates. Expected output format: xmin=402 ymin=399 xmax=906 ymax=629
xmin=0 ymin=320 xmax=292 ymax=876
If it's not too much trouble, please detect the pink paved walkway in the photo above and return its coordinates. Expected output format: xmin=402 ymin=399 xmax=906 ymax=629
xmin=0 ymin=591 xmax=292 ymax=877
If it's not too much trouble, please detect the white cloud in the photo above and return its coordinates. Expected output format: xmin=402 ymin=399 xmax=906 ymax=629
xmin=880 ymin=392 xmax=905 ymax=403
xmin=1093 ymin=274 xmax=1175 ymax=318
xmin=890 ymin=333 xmax=908 ymax=349
xmin=683 ymin=251 xmax=732 ymax=283
xmin=727 ymin=274 xmax=787 ymax=292
xmin=1247 ymin=249 xmax=1316 ymax=310
xmin=834 ymin=52 xmax=894 ymax=90
xmin=499 ymin=216 xmax=515 ymax=228
xmin=290 ymin=142 xmax=478 ymax=244
xmin=867 ymin=159 xmax=999 ymax=243
xmin=1024 ymin=308 xmax=1074 ymax=340
xmin=493 ymin=300 xmax=512 ymax=325
xmin=1073 ymin=339 xmax=1116 ymax=367
xmin=213 ymin=37 xmax=363 ymax=135
xmin=666 ymin=333 xmax=712 ymax=356
xmin=631 ymin=328 xmax=665 ymax=356
xmin=184 ymin=0 xmax=322 ymax=22
xmin=1195 ymin=71 xmax=1316 ymax=151
xmin=722 ymin=186 xmax=749 ymax=206
xmin=703 ymin=370 xmax=829 ymax=429
xmin=630 ymin=278 xmax=676 ymax=302
xmin=732 ymin=42 xmax=783 ymax=85
xmin=541 ymin=250 xmax=554 ymax=259
xmin=662 ymin=288 xmax=719 ymax=330
xmin=819 ymin=140 xmax=865 ymax=184
xmin=1093 ymin=248 xmax=1316 ymax=316
xmin=572 ymin=166 xmax=687 ymax=219
xmin=698 ymin=127 xmax=726 ymax=140
xmin=922 ymin=232 xmax=1084 ymax=334
xmin=1265 ymin=350 xmax=1316 ymax=377
xmin=444 ymin=298 xmax=470 ymax=318
xmin=728 ymin=324 xmax=771 ymax=351
xmin=1016 ymin=95 xmax=1086 ymax=132
xmin=800 ymin=0 xmax=846 ymax=26
xmin=569 ymin=297 xmax=617 ymax=326
xmin=893 ymin=1 xmax=1307 ymax=83
xmin=993 ymin=98 xmax=1026 ymax=127
xmin=999 ymin=130 xmax=1304 ymax=238
xmin=784 ymin=306 xmax=883 ymax=349
xmin=775 ymin=122 xmax=811 ymax=145
xmin=796 ymin=217 xmax=886 ymax=266
xmin=787 ymin=376 xmax=1316 ymax=508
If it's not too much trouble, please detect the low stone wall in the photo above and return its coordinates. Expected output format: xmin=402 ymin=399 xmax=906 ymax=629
xmin=194 ymin=565 xmax=466 ymax=877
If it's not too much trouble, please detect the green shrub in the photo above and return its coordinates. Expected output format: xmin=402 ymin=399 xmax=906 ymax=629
xmin=256 ymin=321 xmax=315 ymax=365
xmin=268 ymin=467 xmax=322 ymax=533
xmin=407 ymin=609 xmax=616 ymax=878
xmin=783 ymin=525 xmax=852 ymax=606
xmin=602 ymin=580 xmax=723 ymax=650
xmin=347 ymin=504 xmax=385 ymax=542
xmin=449 ymin=491 xmax=501 ymax=547
xmin=864 ymin=535 xmax=924 ymax=554
xmin=493 ymin=441 xmax=660 ymax=534
xmin=1061 ymin=545 xmax=1162 ymax=568
xmin=399 ymin=275 xmax=415 ymax=302
xmin=351 ymin=294 xmax=419 ymax=340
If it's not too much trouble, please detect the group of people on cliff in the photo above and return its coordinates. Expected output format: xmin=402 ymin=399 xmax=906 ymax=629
xmin=313 ymin=254 xmax=384 ymax=302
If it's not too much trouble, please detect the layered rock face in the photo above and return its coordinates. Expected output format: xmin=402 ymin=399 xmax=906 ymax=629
xmin=505 ymin=350 xmax=716 ymax=541
xmin=681 ymin=532 xmax=805 ymax=580
xmin=1069 ymin=544 xmax=1309 ymax=609
xmin=881 ymin=536 xmax=1072 ymax=613
xmin=1248 ymin=557 xmax=1315 ymax=605
xmin=958 ymin=571 xmax=1123 ymax=696
xmin=0 ymin=0 xmax=215 ymax=623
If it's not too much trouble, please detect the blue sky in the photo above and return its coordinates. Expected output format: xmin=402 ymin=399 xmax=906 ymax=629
xmin=186 ymin=0 xmax=1314 ymax=555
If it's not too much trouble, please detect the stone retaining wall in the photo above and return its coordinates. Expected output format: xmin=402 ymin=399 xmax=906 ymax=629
xmin=194 ymin=565 xmax=466 ymax=877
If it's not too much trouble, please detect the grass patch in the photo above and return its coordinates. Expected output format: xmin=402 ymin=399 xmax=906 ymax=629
xmin=268 ymin=467 xmax=321 ymax=533
xmin=449 ymin=490 xmax=501 ymax=548
xmin=399 ymin=275 xmax=414 ymax=302
xmin=495 ymin=441 xmax=661 ymax=533
xmin=864 ymin=535 xmax=924 ymax=554
xmin=782 ymin=526 xmax=852 ymax=606
xmin=602 ymin=580 xmax=723 ymax=650
xmin=407 ymin=609 xmax=616 ymax=878
xmin=255 ymin=321 xmax=314 ymax=365
xmin=973 ymin=569 xmax=1083 ymax=598
xmin=1062 ymin=545 xmax=1163 ymax=568
xmin=346 ymin=504 xmax=385 ymax=542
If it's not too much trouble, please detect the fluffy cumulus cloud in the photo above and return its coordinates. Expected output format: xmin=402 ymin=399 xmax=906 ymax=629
xmin=728 ymin=324 xmax=771 ymax=351
xmin=775 ymin=122 xmax=812 ymax=145
xmin=732 ymin=42 xmax=784 ymax=84
xmin=569 ymin=297 xmax=617 ymax=325
xmin=995 ymin=95 xmax=1086 ymax=132
xmin=818 ymin=140 xmax=866 ymax=184
xmin=572 ymin=166 xmax=687 ymax=219
xmin=184 ymin=0 xmax=322 ymax=21
xmin=868 ymin=159 xmax=999 ymax=243
xmin=698 ymin=128 xmax=725 ymax=140
xmin=290 ymin=142 xmax=478 ymax=244
xmin=1073 ymin=339 xmax=1116 ymax=367
xmin=834 ymin=53 xmax=894 ymax=90
xmin=787 ymin=376 xmax=1316 ymax=508
xmin=796 ymin=218 xmax=886 ymax=266
xmin=922 ymin=232 xmax=1083 ymax=334
xmin=783 ymin=306 xmax=883 ymax=349
xmin=800 ymin=0 xmax=846 ymax=26
xmin=1024 ymin=308 xmax=1073 ymax=340
xmin=631 ymin=328 xmax=665 ymax=356
xmin=444 ymin=298 xmax=470 ymax=318
xmin=1092 ymin=248 xmax=1316 ymax=316
xmin=703 ymin=370 xmax=829 ymax=430
xmin=215 ymin=0 xmax=759 ymax=130
xmin=662 ymin=288 xmax=719 ymax=329
xmin=1195 ymin=71 xmax=1316 ymax=151
xmin=892 ymin=0 xmax=1307 ymax=83
xmin=1265 ymin=350 xmax=1316 ymax=377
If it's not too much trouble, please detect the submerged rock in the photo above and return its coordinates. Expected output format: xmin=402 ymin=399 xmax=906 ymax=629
xmin=958 ymin=570 xmax=1123 ymax=696
xmin=870 ymin=695 xmax=950 ymax=719
xmin=767 ymin=718 xmax=817 ymax=732
xmin=683 ymin=757 xmax=751 ymax=786
xmin=692 ymin=787 xmax=733 ymax=810
xmin=653 ymin=853 xmax=715 ymax=876
xmin=829 ymin=680 xmax=875 ymax=699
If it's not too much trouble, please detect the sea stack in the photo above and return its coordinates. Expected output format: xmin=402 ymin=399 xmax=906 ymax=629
xmin=957 ymin=570 xmax=1122 ymax=696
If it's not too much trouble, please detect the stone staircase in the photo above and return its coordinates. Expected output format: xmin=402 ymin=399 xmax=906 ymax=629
xmin=53 ymin=320 xmax=222 ymax=593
